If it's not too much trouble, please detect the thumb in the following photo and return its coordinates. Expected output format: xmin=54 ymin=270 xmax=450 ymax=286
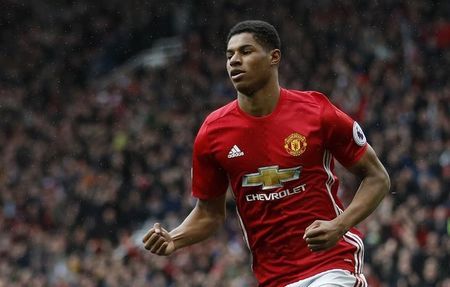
xmin=304 ymin=220 xmax=321 ymax=238
xmin=154 ymin=223 xmax=161 ymax=234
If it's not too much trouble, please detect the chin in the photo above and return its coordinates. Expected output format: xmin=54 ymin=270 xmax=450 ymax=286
xmin=234 ymin=82 xmax=256 ymax=96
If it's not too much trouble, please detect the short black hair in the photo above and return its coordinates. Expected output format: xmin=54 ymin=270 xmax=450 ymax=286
xmin=227 ymin=20 xmax=281 ymax=51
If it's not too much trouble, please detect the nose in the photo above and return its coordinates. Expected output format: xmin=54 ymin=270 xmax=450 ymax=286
xmin=229 ymin=53 xmax=241 ymax=66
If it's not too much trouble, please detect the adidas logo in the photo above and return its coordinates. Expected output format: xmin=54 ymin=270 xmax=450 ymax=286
xmin=228 ymin=145 xmax=244 ymax=158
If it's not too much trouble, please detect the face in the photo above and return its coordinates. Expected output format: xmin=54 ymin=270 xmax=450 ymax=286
xmin=226 ymin=33 xmax=279 ymax=95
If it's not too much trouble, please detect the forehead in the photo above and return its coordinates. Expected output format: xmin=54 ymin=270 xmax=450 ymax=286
xmin=227 ymin=32 xmax=262 ymax=50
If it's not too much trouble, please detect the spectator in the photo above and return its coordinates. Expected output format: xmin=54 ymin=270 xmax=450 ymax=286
xmin=0 ymin=0 xmax=448 ymax=286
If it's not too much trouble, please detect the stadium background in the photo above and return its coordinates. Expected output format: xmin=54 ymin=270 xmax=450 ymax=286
xmin=1 ymin=0 xmax=449 ymax=286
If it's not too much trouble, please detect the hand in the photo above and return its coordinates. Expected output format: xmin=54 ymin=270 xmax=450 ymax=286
xmin=303 ymin=220 xmax=345 ymax=252
xmin=142 ymin=223 xmax=176 ymax=256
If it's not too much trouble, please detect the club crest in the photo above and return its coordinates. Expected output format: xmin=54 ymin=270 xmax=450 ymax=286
xmin=284 ymin=132 xmax=307 ymax=156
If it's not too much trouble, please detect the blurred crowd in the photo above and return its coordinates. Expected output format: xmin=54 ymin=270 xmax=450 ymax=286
xmin=1 ymin=0 xmax=449 ymax=286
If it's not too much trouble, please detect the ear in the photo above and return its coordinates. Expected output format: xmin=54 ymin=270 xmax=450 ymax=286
xmin=270 ymin=49 xmax=281 ymax=65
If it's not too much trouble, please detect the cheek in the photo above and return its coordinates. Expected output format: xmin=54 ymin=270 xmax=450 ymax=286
xmin=251 ymin=55 xmax=270 ymax=69
xmin=250 ymin=59 xmax=271 ymax=77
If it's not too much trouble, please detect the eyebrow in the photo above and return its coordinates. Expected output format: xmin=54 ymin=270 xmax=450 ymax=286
xmin=226 ymin=44 xmax=254 ymax=54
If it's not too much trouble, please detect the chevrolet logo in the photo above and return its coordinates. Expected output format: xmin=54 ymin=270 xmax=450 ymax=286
xmin=242 ymin=165 xmax=302 ymax=190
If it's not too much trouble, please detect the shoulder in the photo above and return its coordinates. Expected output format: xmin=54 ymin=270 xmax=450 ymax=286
xmin=196 ymin=100 xmax=238 ymax=139
xmin=195 ymin=100 xmax=238 ymax=152
xmin=282 ymin=88 xmax=331 ymax=106
xmin=282 ymin=88 xmax=333 ymax=114
xmin=203 ymin=100 xmax=238 ymax=126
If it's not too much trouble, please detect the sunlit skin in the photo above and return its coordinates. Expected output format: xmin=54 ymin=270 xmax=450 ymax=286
xmin=226 ymin=32 xmax=281 ymax=117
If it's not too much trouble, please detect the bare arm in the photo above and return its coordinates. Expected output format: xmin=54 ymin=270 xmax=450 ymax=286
xmin=304 ymin=144 xmax=390 ymax=251
xmin=142 ymin=194 xmax=226 ymax=255
xmin=334 ymin=144 xmax=390 ymax=231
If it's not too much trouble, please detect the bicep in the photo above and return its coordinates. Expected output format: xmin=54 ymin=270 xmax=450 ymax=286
xmin=348 ymin=144 xmax=389 ymax=182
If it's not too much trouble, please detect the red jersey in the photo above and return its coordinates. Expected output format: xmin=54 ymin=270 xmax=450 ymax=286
xmin=192 ymin=88 xmax=368 ymax=287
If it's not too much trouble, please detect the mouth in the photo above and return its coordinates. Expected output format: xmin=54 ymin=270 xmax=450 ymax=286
xmin=230 ymin=70 xmax=245 ymax=80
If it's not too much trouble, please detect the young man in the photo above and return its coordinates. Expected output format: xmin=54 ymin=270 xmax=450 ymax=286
xmin=142 ymin=20 xmax=390 ymax=287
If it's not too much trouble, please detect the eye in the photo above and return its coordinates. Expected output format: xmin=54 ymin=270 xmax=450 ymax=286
xmin=242 ymin=50 xmax=252 ymax=55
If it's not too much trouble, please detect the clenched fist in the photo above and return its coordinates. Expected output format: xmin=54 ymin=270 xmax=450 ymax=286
xmin=142 ymin=223 xmax=176 ymax=256
xmin=303 ymin=219 xmax=345 ymax=252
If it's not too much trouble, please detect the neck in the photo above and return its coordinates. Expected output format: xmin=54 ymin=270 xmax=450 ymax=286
xmin=237 ymin=77 xmax=281 ymax=117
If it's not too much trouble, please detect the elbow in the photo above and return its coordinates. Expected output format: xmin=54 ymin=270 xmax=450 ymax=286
xmin=217 ymin=214 xmax=226 ymax=226
xmin=207 ymin=214 xmax=225 ymax=235
xmin=216 ymin=210 xmax=226 ymax=225
xmin=379 ymin=168 xmax=391 ymax=197
xmin=209 ymin=210 xmax=226 ymax=229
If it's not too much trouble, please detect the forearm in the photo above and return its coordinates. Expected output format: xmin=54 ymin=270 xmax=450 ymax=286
xmin=334 ymin=170 xmax=390 ymax=233
xmin=169 ymin=199 xmax=225 ymax=250
xmin=304 ymin=146 xmax=390 ymax=252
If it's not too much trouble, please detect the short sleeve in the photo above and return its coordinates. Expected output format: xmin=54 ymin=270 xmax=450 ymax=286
xmin=321 ymin=95 xmax=368 ymax=168
xmin=192 ymin=121 xmax=229 ymax=200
